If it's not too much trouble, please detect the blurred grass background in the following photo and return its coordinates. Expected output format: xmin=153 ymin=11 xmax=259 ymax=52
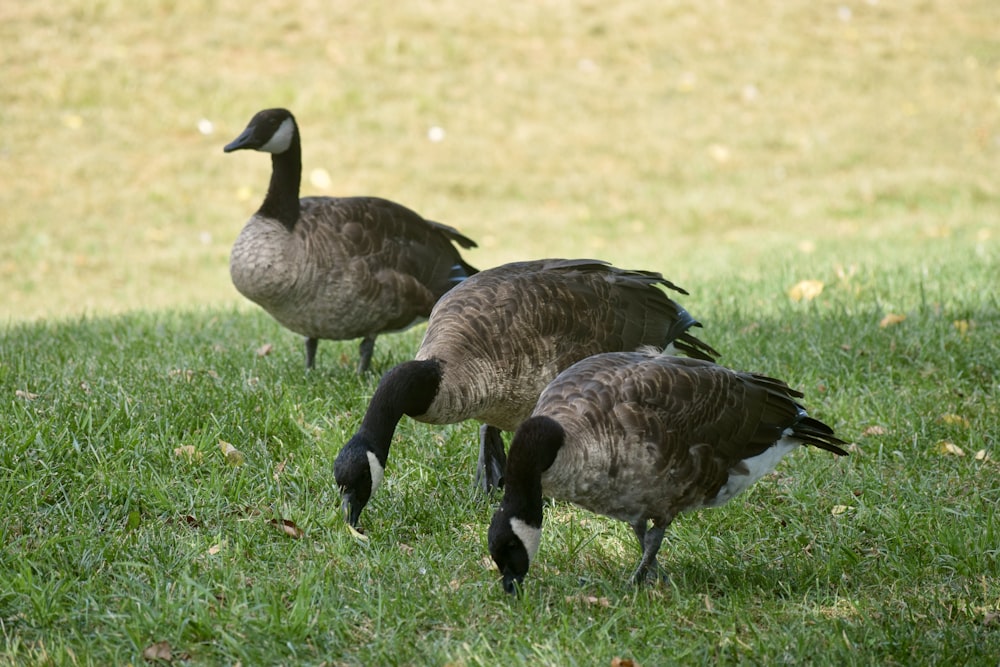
xmin=1 ymin=0 xmax=997 ymax=322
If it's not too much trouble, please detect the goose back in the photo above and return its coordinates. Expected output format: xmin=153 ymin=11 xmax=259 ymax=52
xmin=532 ymin=351 xmax=847 ymax=525
xmin=412 ymin=259 xmax=719 ymax=430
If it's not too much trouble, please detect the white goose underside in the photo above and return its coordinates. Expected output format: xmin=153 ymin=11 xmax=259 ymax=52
xmin=702 ymin=436 xmax=798 ymax=508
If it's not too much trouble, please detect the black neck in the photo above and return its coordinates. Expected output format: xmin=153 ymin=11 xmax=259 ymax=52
xmin=501 ymin=416 xmax=565 ymax=526
xmin=355 ymin=359 xmax=442 ymax=461
xmin=257 ymin=136 xmax=302 ymax=230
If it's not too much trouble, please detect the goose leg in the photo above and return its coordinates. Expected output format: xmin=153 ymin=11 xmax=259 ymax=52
xmin=475 ymin=424 xmax=506 ymax=493
xmin=630 ymin=520 xmax=648 ymax=552
xmin=629 ymin=521 xmax=668 ymax=585
xmin=357 ymin=335 xmax=376 ymax=374
xmin=305 ymin=337 xmax=319 ymax=370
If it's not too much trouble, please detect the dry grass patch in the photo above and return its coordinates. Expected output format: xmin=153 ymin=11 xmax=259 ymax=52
xmin=1 ymin=0 xmax=997 ymax=320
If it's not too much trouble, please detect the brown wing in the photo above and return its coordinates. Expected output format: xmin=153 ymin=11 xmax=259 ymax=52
xmin=413 ymin=259 xmax=716 ymax=429
xmin=296 ymin=196 xmax=477 ymax=329
xmin=605 ymin=355 xmax=846 ymax=460
xmin=537 ymin=352 xmax=845 ymax=505
xmin=420 ymin=259 xmax=715 ymax=365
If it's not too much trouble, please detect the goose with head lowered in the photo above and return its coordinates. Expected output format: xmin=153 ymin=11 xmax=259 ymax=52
xmin=488 ymin=349 xmax=848 ymax=593
xmin=334 ymin=258 xmax=720 ymax=531
xmin=224 ymin=108 xmax=478 ymax=373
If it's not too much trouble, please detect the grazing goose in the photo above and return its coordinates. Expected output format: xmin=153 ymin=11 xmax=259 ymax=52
xmin=223 ymin=108 xmax=478 ymax=372
xmin=487 ymin=349 xmax=848 ymax=593
xmin=334 ymin=258 xmax=720 ymax=530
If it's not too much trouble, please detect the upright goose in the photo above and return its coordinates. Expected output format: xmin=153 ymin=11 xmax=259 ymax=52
xmin=334 ymin=258 xmax=720 ymax=530
xmin=488 ymin=350 xmax=847 ymax=593
xmin=223 ymin=108 xmax=478 ymax=372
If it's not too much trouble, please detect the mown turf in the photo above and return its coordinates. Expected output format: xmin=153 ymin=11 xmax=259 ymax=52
xmin=2 ymin=246 xmax=997 ymax=665
xmin=2 ymin=0 xmax=999 ymax=663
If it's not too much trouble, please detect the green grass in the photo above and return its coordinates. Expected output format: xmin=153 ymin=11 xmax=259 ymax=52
xmin=2 ymin=0 xmax=1000 ymax=663
xmin=2 ymin=247 xmax=998 ymax=665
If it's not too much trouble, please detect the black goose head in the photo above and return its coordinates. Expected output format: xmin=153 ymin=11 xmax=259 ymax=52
xmin=487 ymin=415 xmax=565 ymax=593
xmin=488 ymin=505 xmax=538 ymax=595
xmin=224 ymin=108 xmax=298 ymax=155
xmin=333 ymin=359 xmax=444 ymax=531
xmin=334 ymin=433 xmax=385 ymax=528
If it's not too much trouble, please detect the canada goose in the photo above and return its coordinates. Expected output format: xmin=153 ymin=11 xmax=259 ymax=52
xmin=334 ymin=258 xmax=720 ymax=530
xmin=488 ymin=349 xmax=848 ymax=593
xmin=223 ymin=108 xmax=477 ymax=373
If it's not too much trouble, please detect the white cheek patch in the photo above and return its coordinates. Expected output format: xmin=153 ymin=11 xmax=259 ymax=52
xmin=259 ymin=118 xmax=295 ymax=153
xmin=366 ymin=451 xmax=385 ymax=495
xmin=510 ymin=517 xmax=541 ymax=564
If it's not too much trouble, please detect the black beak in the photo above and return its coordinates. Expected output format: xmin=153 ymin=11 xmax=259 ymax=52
xmin=223 ymin=127 xmax=255 ymax=153
xmin=342 ymin=492 xmax=363 ymax=528
xmin=501 ymin=570 xmax=524 ymax=596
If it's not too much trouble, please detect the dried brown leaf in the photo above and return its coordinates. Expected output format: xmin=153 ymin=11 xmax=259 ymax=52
xmin=935 ymin=441 xmax=965 ymax=457
xmin=399 ymin=543 xmax=414 ymax=555
xmin=566 ymin=594 xmax=610 ymax=608
xmin=611 ymin=658 xmax=640 ymax=667
xmin=218 ymin=440 xmax=244 ymax=465
xmin=788 ymin=279 xmax=824 ymax=302
xmin=166 ymin=515 xmax=201 ymax=529
xmin=256 ymin=343 xmax=273 ymax=357
xmin=271 ymin=518 xmax=304 ymax=539
xmin=879 ymin=313 xmax=906 ymax=328
xmin=143 ymin=640 xmax=172 ymax=662
xmin=173 ymin=445 xmax=202 ymax=462
xmin=208 ymin=544 xmax=222 ymax=555
xmin=15 ymin=389 xmax=38 ymax=400
xmin=937 ymin=413 xmax=970 ymax=428
xmin=862 ymin=425 xmax=887 ymax=437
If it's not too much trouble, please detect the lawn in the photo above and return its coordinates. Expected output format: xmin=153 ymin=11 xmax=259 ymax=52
xmin=1 ymin=0 xmax=998 ymax=665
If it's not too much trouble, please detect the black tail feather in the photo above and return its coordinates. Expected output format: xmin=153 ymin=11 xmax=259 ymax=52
xmin=793 ymin=415 xmax=849 ymax=456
